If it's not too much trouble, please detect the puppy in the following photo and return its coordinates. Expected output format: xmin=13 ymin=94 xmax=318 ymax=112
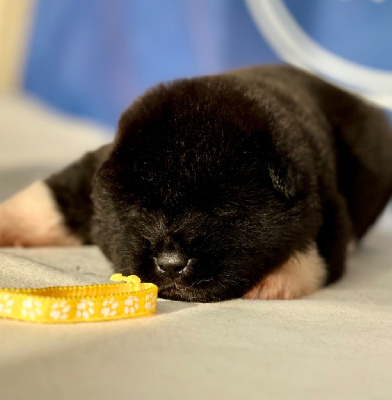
xmin=1 ymin=65 xmax=392 ymax=302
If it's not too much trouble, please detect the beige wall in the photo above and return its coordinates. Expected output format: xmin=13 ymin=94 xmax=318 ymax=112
xmin=0 ymin=0 xmax=36 ymax=92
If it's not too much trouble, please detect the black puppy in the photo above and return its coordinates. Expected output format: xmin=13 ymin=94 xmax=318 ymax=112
xmin=1 ymin=65 xmax=392 ymax=302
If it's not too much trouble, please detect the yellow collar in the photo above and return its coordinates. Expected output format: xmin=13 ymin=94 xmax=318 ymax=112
xmin=0 ymin=274 xmax=157 ymax=323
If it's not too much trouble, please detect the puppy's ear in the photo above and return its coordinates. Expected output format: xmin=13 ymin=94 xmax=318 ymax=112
xmin=267 ymin=160 xmax=304 ymax=199
xmin=0 ymin=144 xmax=112 ymax=247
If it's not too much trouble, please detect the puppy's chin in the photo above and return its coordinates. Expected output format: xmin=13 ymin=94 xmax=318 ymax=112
xmin=153 ymin=272 xmax=246 ymax=302
xmin=158 ymin=283 xmax=206 ymax=302
xmin=157 ymin=281 xmax=226 ymax=303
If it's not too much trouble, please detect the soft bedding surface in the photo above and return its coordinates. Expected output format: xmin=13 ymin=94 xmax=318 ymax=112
xmin=1 ymin=95 xmax=392 ymax=400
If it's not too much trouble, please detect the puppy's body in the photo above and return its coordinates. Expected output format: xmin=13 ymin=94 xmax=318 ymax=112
xmin=1 ymin=65 xmax=392 ymax=302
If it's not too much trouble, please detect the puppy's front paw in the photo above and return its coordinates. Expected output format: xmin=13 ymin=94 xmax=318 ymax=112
xmin=0 ymin=181 xmax=81 ymax=247
xmin=243 ymin=243 xmax=326 ymax=300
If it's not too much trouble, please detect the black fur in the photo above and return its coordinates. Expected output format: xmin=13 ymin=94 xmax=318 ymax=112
xmin=46 ymin=145 xmax=112 ymax=242
xmin=45 ymin=65 xmax=392 ymax=302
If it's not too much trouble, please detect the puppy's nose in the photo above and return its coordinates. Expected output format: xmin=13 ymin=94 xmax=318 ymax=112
xmin=155 ymin=252 xmax=188 ymax=277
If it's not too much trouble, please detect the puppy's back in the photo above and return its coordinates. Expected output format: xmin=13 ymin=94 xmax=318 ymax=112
xmin=226 ymin=65 xmax=392 ymax=238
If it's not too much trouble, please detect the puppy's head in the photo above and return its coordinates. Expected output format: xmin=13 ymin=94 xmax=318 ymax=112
xmin=91 ymin=77 xmax=320 ymax=302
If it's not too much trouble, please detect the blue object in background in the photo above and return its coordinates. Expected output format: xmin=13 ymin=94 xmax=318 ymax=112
xmin=23 ymin=0 xmax=392 ymax=128
xmin=246 ymin=0 xmax=392 ymax=117
xmin=23 ymin=0 xmax=278 ymax=128
xmin=284 ymin=0 xmax=392 ymax=71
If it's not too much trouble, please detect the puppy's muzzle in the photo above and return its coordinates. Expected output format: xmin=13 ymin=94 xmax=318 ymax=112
xmin=154 ymin=252 xmax=191 ymax=278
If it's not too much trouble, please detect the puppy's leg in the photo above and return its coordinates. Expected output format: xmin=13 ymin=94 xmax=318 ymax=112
xmin=0 ymin=181 xmax=81 ymax=246
xmin=243 ymin=243 xmax=327 ymax=300
xmin=0 ymin=144 xmax=112 ymax=247
xmin=316 ymin=194 xmax=351 ymax=285
xmin=244 ymin=194 xmax=351 ymax=300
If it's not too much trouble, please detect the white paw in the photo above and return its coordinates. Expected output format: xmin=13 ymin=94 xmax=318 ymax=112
xmin=124 ymin=296 xmax=140 ymax=315
xmin=49 ymin=301 xmax=71 ymax=320
xmin=76 ymin=299 xmax=95 ymax=319
xmin=244 ymin=243 xmax=326 ymax=300
xmin=101 ymin=298 xmax=119 ymax=317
